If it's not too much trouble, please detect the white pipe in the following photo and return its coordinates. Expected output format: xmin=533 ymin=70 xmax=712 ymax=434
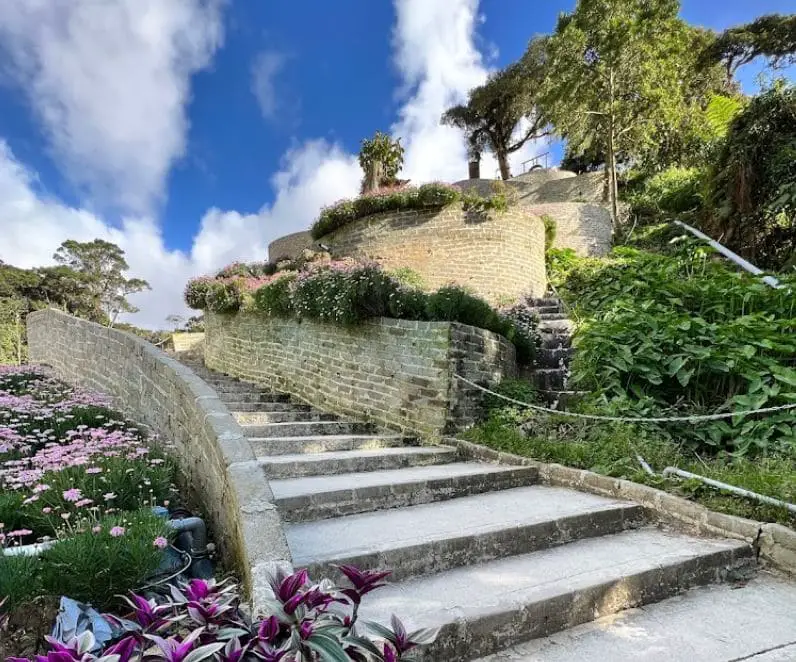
xmin=662 ymin=467 xmax=796 ymax=514
xmin=673 ymin=220 xmax=782 ymax=289
xmin=2 ymin=540 xmax=57 ymax=557
xmin=637 ymin=455 xmax=655 ymax=476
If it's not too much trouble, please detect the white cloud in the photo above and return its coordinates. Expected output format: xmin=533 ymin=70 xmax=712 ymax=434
xmin=0 ymin=0 xmax=225 ymax=214
xmin=0 ymin=0 xmax=544 ymax=329
xmin=251 ymin=51 xmax=288 ymax=120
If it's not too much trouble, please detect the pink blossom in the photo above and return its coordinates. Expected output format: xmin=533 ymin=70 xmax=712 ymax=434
xmin=109 ymin=526 xmax=125 ymax=537
xmin=7 ymin=529 xmax=32 ymax=537
xmin=74 ymin=498 xmax=94 ymax=508
xmin=92 ymin=526 xmax=102 ymax=534
xmin=103 ymin=492 xmax=117 ymax=501
xmin=62 ymin=488 xmax=82 ymax=502
xmin=42 ymin=507 xmax=52 ymax=514
xmin=153 ymin=536 xmax=168 ymax=549
xmin=85 ymin=467 xmax=103 ymax=475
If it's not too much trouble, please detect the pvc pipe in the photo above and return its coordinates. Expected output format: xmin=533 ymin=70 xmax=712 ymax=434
xmin=2 ymin=540 xmax=57 ymax=557
xmin=662 ymin=467 xmax=796 ymax=514
xmin=673 ymin=221 xmax=782 ymax=289
xmin=637 ymin=455 xmax=655 ymax=476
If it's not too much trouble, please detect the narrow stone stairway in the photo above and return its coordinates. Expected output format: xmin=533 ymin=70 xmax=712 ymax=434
xmin=179 ymin=357 xmax=796 ymax=662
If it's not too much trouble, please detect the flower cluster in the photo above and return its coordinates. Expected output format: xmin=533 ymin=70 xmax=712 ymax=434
xmin=11 ymin=572 xmax=437 ymax=662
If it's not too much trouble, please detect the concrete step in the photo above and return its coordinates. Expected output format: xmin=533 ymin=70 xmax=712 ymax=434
xmin=537 ymin=318 xmax=574 ymax=334
xmin=216 ymin=391 xmax=291 ymax=404
xmin=474 ymin=575 xmax=796 ymax=662
xmin=270 ymin=463 xmax=540 ymax=522
xmin=536 ymin=347 xmax=575 ymax=369
xmin=539 ymin=332 xmax=572 ymax=349
xmin=249 ymin=434 xmax=410 ymax=457
xmin=259 ymin=445 xmax=459 ymax=479
xmin=531 ymin=368 xmax=569 ymax=391
xmin=233 ymin=410 xmax=337 ymax=425
xmin=240 ymin=420 xmax=373 ymax=438
xmin=223 ymin=401 xmax=313 ymax=413
xmin=537 ymin=312 xmax=568 ymax=321
xmin=212 ymin=382 xmax=280 ymax=395
xmin=528 ymin=297 xmax=560 ymax=308
xmin=288 ymin=485 xmax=646 ymax=582
xmin=359 ymin=527 xmax=754 ymax=662
xmin=529 ymin=305 xmax=562 ymax=316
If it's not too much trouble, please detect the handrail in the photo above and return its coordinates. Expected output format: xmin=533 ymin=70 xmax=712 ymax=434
xmin=673 ymin=220 xmax=782 ymax=289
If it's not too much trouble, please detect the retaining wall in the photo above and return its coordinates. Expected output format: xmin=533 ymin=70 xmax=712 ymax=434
xmin=26 ymin=309 xmax=291 ymax=606
xmin=319 ymin=205 xmax=547 ymax=304
xmin=204 ymin=312 xmax=517 ymax=437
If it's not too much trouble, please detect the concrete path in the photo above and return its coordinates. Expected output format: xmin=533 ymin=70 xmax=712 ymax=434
xmin=179 ymin=358 xmax=795 ymax=662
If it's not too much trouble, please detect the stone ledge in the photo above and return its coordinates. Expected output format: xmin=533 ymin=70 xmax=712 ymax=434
xmin=449 ymin=437 xmax=795 ymax=577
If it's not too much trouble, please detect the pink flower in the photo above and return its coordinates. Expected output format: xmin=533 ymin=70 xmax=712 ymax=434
xmin=92 ymin=526 xmax=102 ymax=534
xmin=103 ymin=492 xmax=117 ymax=501
xmin=109 ymin=526 xmax=125 ymax=537
xmin=42 ymin=507 xmax=52 ymax=514
xmin=74 ymin=498 xmax=94 ymax=508
xmin=7 ymin=529 xmax=32 ymax=538
xmin=153 ymin=536 xmax=168 ymax=549
xmin=33 ymin=484 xmax=50 ymax=493
xmin=62 ymin=488 xmax=82 ymax=502
xmin=85 ymin=467 xmax=103 ymax=474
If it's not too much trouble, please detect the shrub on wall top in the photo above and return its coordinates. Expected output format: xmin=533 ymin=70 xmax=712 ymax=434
xmin=310 ymin=182 xmax=507 ymax=239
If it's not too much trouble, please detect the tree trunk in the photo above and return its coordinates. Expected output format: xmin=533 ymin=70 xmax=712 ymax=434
xmin=497 ymin=151 xmax=511 ymax=180
xmin=606 ymin=69 xmax=620 ymax=230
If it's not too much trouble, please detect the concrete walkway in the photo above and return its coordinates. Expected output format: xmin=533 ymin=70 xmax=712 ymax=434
xmin=180 ymin=357 xmax=796 ymax=662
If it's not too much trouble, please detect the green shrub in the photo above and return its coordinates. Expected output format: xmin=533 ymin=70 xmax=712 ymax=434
xmin=0 ymin=555 xmax=42 ymax=609
xmin=627 ymin=167 xmax=705 ymax=216
xmin=184 ymin=277 xmax=212 ymax=310
xmin=483 ymin=378 xmax=538 ymax=415
xmin=389 ymin=267 xmax=425 ymax=289
xmin=387 ymin=286 xmax=428 ymax=320
xmin=425 ymin=286 xmax=501 ymax=328
xmin=541 ymin=215 xmax=557 ymax=252
xmin=39 ymin=509 xmax=170 ymax=609
xmin=204 ymin=280 xmax=245 ymax=313
xmin=252 ymin=273 xmax=296 ymax=317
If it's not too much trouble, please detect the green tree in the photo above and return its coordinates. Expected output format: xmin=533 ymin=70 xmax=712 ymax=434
xmin=701 ymin=14 xmax=796 ymax=81
xmin=358 ymin=131 xmax=406 ymax=193
xmin=442 ymin=39 xmax=551 ymax=181
xmin=53 ymin=239 xmax=150 ymax=326
xmin=540 ymin=0 xmax=719 ymax=225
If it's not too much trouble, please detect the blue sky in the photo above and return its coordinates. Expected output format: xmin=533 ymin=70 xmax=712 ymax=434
xmin=0 ymin=0 xmax=792 ymax=327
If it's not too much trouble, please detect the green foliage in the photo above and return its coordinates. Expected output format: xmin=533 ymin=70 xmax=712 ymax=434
xmin=0 ymin=555 xmax=42 ymax=609
xmin=483 ymin=379 xmax=538 ymax=415
xmin=625 ymin=167 xmax=705 ymax=216
xmin=425 ymin=286 xmax=500 ymax=327
xmin=442 ymin=42 xmax=550 ymax=180
xmin=388 ymin=267 xmax=425 ymax=289
xmin=358 ymin=131 xmax=405 ymax=193
xmin=252 ymin=273 xmax=296 ymax=317
xmin=185 ymin=279 xmax=245 ymax=314
xmin=53 ymin=239 xmax=150 ymax=325
xmin=554 ymin=240 xmax=796 ymax=455
xmin=704 ymin=94 xmax=745 ymax=139
xmin=310 ymin=183 xmax=507 ymax=239
xmin=541 ymin=215 xmax=557 ymax=252
xmin=700 ymin=14 xmax=796 ymax=76
xmin=706 ymin=81 xmax=796 ymax=270
xmin=39 ymin=510 xmax=170 ymax=609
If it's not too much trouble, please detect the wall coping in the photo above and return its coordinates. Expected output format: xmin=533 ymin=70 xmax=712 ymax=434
xmin=26 ymin=308 xmax=292 ymax=611
xmin=450 ymin=437 xmax=796 ymax=577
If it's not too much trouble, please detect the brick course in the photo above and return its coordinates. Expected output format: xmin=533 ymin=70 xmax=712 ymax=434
xmin=204 ymin=312 xmax=517 ymax=437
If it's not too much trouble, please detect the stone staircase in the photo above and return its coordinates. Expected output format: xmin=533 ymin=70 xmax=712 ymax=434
xmin=178 ymin=357 xmax=796 ymax=662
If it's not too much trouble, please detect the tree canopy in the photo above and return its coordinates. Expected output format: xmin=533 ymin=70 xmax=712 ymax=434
xmin=442 ymin=38 xmax=551 ymax=180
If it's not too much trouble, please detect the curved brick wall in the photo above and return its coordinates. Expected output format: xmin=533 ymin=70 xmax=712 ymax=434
xmin=319 ymin=205 xmax=546 ymax=303
xmin=268 ymin=231 xmax=314 ymax=261
xmin=204 ymin=312 xmax=517 ymax=437
xmin=26 ymin=309 xmax=291 ymax=606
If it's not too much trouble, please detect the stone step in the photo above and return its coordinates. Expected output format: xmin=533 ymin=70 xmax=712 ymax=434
xmin=358 ymin=527 xmax=754 ymax=662
xmin=233 ymin=410 xmax=337 ymax=425
xmin=240 ymin=420 xmax=373 ymax=438
xmin=288 ymin=485 xmax=646 ymax=583
xmin=537 ymin=318 xmax=574 ymax=334
xmin=536 ymin=390 xmax=589 ymax=409
xmin=539 ymin=332 xmax=572 ymax=349
xmin=212 ymin=382 xmax=282 ymax=396
xmin=223 ymin=401 xmax=313 ymax=413
xmin=537 ymin=312 xmax=569 ymax=321
xmin=270 ymin=463 xmax=539 ymax=522
xmin=259 ymin=445 xmax=459 ymax=479
xmin=536 ymin=347 xmax=575 ymax=369
xmin=530 ymin=305 xmax=562 ymax=316
xmin=216 ymin=391 xmax=291 ymax=404
xmin=528 ymin=297 xmax=560 ymax=308
xmin=530 ymin=368 xmax=569 ymax=391
xmin=474 ymin=575 xmax=796 ymax=662
xmin=248 ymin=434 xmax=410 ymax=457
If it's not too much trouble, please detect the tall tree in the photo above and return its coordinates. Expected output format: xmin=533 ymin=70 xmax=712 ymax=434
xmin=442 ymin=40 xmax=551 ymax=180
xmin=540 ymin=0 xmax=713 ymax=225
xmin=53 ymin=239 xmax=150 ymax=326
xmin=358 ymin=132 xmax=406 ymax=194
xmin=701 ymin=14 xmax=796 ymax=81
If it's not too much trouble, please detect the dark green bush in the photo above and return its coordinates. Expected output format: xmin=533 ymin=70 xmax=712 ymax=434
xmin=387 ymin=286 xmax=428 ymax=320
xmin=252 ymin=274 xmax=296 ymax=317
xmin=625 ymin=166 xmax=705 ymax=216
xmin=204 ymin=280 xmax=245 ymax=313
xmin=184 ymin=277 xmax=212 ymax=310
xmin=425 ymin=286 xmax=502 ymax=328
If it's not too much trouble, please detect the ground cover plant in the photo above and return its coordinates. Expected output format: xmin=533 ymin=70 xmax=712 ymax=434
xmin=185 ymin=260 xmax=538 ymax=366
xmin=0 ymin=365 xmax=176 ymax=629
xmin=7 ymin=570 xmax=436 ymax=662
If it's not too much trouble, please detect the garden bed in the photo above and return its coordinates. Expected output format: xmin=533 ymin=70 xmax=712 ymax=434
xmin=0 ymin=365 xmax=177 ymax=656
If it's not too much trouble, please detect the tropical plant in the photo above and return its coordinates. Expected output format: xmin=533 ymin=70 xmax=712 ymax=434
xmin=359 ymin=132 xmax=406 ymax=194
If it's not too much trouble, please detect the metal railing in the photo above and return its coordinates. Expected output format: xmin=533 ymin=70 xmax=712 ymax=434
xmin=673 ymin=220 xmax=782 ymax=289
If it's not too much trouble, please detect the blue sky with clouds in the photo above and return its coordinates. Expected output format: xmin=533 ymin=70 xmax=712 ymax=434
xmin=0 ymin=0 xmax=792 ymax=327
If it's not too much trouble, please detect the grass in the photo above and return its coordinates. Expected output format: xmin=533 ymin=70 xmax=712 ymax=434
xmin=463 ymin=408 xmax=796 ymax=528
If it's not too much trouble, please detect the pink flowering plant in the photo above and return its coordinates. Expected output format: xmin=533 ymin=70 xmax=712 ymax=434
xmin=0 ymin=366 xmax=176 ymax=611
xmin=13 ymin=571 xmax=437 ymax=662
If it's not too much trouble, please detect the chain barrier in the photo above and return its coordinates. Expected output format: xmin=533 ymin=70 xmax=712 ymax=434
xmin=455 ymin=374 xmax=796 ymax=423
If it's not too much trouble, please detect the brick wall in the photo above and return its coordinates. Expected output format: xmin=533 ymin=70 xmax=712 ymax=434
xmin=172 ymin=332 xmax=205 ymax=353
xmin=268 ymin=231 xmax=314 ymax=261
xmin=319 ymin=205 xmax=546 ymax=304
xmin=204 ymin=312 xmax=516 ymax=437
xmin=26 ymin=309 xmax=291 ymax=605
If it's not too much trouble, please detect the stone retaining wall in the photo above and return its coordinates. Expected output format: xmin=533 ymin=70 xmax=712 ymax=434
xmin=204 ymin=312 xmax=517 ymax=437
xmin=26 ymin=309 xmax=291 ymax=605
